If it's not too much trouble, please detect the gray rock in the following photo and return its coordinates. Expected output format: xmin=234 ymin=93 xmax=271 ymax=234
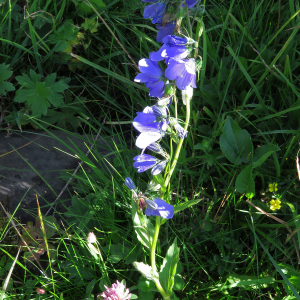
xmin=0 ymin=130 xmax=113 ymax=223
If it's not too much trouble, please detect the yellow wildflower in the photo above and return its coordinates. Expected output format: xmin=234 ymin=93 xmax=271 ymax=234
xmin=268 ymin=182 xmax=278 ymax=192
xmin=270 ymin=199 xmax=281 ymax=211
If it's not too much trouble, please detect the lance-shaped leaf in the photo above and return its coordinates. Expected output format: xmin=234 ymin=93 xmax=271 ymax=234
xmin=133 ymin=262 xmax=158 ymax=281
xmin=220 ymin=116 xmax=253 ymax=165
xmin=159 ymin=238 xmax=180 ymax=295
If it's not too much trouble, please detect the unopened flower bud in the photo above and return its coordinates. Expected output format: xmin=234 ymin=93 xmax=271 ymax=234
xmin=164 ymin=84 xmax=175 ymax=96
xmin=36 ymin=288 xmax=45 ymax=294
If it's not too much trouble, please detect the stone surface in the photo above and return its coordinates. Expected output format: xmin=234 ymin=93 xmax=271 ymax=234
xmin=0 ymin=130 xmax=114 ymax=223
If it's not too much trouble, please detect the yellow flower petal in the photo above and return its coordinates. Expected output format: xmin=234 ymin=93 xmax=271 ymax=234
xmin=270 ymin=200 xmax=275 ymax=205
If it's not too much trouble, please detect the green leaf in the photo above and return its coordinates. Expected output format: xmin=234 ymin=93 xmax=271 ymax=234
xmin=253 ymin=144 xmax=280 ymax=168
xmin=159 ymin=238 xmax=180 ymax=295
xmin=82 ymin=18 xmax=99 ymax=33
xmin=173 ymin=274 xmax=184 ymax=291
xmin=106 ymin=244 xmax=131 ymax=263
xmin=48 ymin=20 xmax=80 ymax=52
xmin=14 ymin=70 xmax=69 ymax=116
xmin=133 ymin=262 xmax=158 ymax=280
xmin=132 ymin=198 xmax=154 ymax=249
xmin=0 ymin=63 xmax=15 ymax=95
xmin=174 ymin=198 xmax=202 ymax=214
xmin=235 ymin=164 xmax=255 ymax=198
xmin=220 ymin=116 xmax=253 ymax=165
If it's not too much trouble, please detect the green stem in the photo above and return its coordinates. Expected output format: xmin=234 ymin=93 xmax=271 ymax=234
xmin=151 ymin=217 xmax=171 ymax=300
xmin=163 ymin=97 xmax=191 ymax=190
xmin=151 ymin=216 xmax=160 ymax=271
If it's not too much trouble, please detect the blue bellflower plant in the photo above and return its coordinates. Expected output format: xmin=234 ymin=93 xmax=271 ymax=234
xmin=145 ymin=198 xmax=174 ymax=219
xmin=165 ymin=58 xmax=197 ymax=90
xmin=156 ymin=21 xmax=176 ymax=42
xmin=143 ymin=2 xmax=166 ymax=24
xmin=150 ymin=35 xmax=189 ymax=61
xmin=134 ymin=59 xmax=167 ymax=98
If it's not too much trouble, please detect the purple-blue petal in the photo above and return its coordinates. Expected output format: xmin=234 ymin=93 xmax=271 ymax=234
xmin=125 ymin=177 xmax=136 ymax=190
xmin=145 ymin=198 xmax=174 ymax=219
xmin=164 ymin=46 xmax=189 ymax=60
xmin=133 ymin=113 xmax=159 ymax=133
xmin=147 ymin=80 xmax=166 ymax=98
xmin=151 ymin=161 xmax=166 ymax=175
xmin=156 ymin=21 xmax=176 ymax=43
xmin=149 ymin=45 xmax=167 ymax=62
xmin=165 ymin=60 xmax=186 ymax=80
xmin=143 ymin=3 xmax=166 ymax=24
xmin=162 ymin=35 xmax=188 ymax=45
xmin=133 ymin=154 xmax=156 ymax=162
xmin=138 ymin=59 xmax=163 ymax=78
xmin=185 ymin=0 xmax=199 ymax=8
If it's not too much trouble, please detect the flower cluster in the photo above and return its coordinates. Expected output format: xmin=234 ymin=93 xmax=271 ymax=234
xmin=99 ymin=281 xmax=131 ymax=300
xmin=142 ymin=0 xmax=199 ymax=42
xmin=134 ymin=35 xmax=196 ymax=96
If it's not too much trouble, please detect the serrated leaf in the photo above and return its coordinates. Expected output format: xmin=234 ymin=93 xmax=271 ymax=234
xmin=220 ymin=116 xmax=253 ymax=165
xmin=235 ymin=164 xmax=255 ymax=198
xmin=133 ymin=262 xmax=158 ymax=280
xmin=0 ymin=63 xmax=15 ymax=95
xmin=14 ymin=70 xmax=69 ymax=115
xmin=253 ymin=144 xmax=280 ymax=168
xmin=48 ymin=20 xmax=80 ymax=52
xmin=82 ymin=18 xmax=99 ymax=33
xmin=159 ymin=238 xmax=180 ymax=295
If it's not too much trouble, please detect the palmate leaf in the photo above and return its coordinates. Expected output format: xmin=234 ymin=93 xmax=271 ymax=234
xmin=82 ymin=18 xmax=99 ymax=33
xmin=48 ymin=20 xmax=80 ymax=52
xmin=14 ymin=70 xmax=69 ymax=116
xmin=0 ymin=63 xmax=15 ymax=95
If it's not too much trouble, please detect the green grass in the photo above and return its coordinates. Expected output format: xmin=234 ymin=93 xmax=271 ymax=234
xmin=1 ymin=0 xmax=300 ymax=299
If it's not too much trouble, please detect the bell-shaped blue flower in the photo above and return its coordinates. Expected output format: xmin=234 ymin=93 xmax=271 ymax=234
xmin=125 ymin=177 xmax=136 ymax=191
xmin=133 ymin=105 xmax=168 ymax=149
xmin=174 ymin=123 xmax=188 ymax=138
xmin=134 ymin=59 xmax=167 ymax=98
xmin=151 ymin=160 xmax=167 ymax=175
xmin=143 ymin=2 xmax=166 ymax=24
xmin=150 ymin=35 xmax=189 ymax=61
xmin=165 ymin=58 xmax=197 ymax=90
xmin=133 ymin=154 xmax=157 ymax=173
xmin=145 ymin=198 xmax=174 ymax=219
xmin=156 ymin=21 xmax=176 ymax=43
